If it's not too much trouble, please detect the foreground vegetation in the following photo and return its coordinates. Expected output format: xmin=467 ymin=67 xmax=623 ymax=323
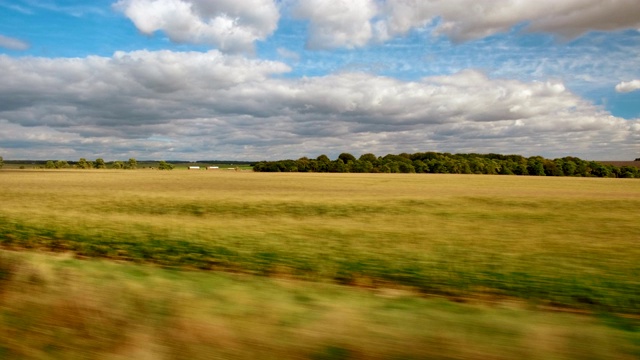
xmin=0 ymin=251 xmax=638 ymax=359
xmin=254 ymin=152 xmax=640 ymax=177
xmin=1 ymin=171 xmax=639 ymax=314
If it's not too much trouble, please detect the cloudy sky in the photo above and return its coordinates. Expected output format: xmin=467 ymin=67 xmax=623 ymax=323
xmin=0 ymin=0 xmax=639 ymax=161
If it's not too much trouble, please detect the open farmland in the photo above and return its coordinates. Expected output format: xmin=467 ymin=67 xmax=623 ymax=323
xmin=0 ymin=170 xmax=639 ymax=358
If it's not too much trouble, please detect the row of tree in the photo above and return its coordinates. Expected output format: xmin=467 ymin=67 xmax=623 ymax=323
xmin=43 ymin=158 xmax=140 ymax=169
xmin=42 ymin=158 xmax=174 ymax=170
xmin=253 ymin=152 xmax=640 ymax=178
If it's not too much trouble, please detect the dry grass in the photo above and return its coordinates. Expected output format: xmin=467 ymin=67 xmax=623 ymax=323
xmin=1 ymin=170 xmax=639 ymax=313
xmin=0 ymin=251 xmax=638 ymax=359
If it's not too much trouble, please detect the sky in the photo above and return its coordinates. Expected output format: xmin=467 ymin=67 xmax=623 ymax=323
xmin=0 ymin=0 xmax=639 ymax=161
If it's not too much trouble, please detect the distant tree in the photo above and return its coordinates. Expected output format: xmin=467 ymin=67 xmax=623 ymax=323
xmin=126 ymin=158 xmax=137 ymax=170
xmin=561 ymin=160 xmax=577 ymax=176
xmin=349 ymin=159 xmax=373 ymax=173
xmin=412 ymin=160 xmax=428 ymax=173
xmin=386 ymin=161 xmax=401 ymax=173
xmin=499 ymin=161 xmax=515 ymax=175
xmin=94 ymin=158 xmax=106 ymax=169
xmin=619 ymin=166 xmax=639 ymax=178
xmin=54 ymin=160 xmax=69 ymax=169
xmin=77 ymin=158 xmax=92 ymax=169
xmin=338 ymin=153 xmax=356 ymax=164
xmin=45 ymin=160 xmax=55 ymax=169
xmin=428 ymin=160 xmax=447 ymax=174
xmin=513 ymin=163 xmax=528 ymax=176
xmin=316 ymin=154 xmax=331 ymax=172
xmin=590 ymin=162 xmax=613 ymax=178
xmin=111 ymin=161 xmax=124 ymax=169
xmin=468 ymin=158 xmax=485 ymax=174
xmin=296 ymin=157 xmax=311 ymax=172
xmin=251 ymin=151 xmax=638 ymax=177
xmin=158 ymin=160 xmax=174 ymax=170
xmin=316 ymin=154 xmax=330 ymax=162
xmin=543 ymin=159 xmax=563 ymax=176
xmin=0 ymin=156 xmax=3 ymax=169
xmin=398 ymin=161 xmax=416 ymax=173
xmin=358 ymin=153 xmax=377 ymax=164
xmin=329 ymin=159 xmax=347 ymax=173
xmin=527 ymin=157 xmax=545 ymax=176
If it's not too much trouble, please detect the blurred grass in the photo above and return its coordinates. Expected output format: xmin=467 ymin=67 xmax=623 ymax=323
xmin=0 ymin=170 xmax=639 ymax=313
xmin=0 ymin=250 xmax=638 ymax=359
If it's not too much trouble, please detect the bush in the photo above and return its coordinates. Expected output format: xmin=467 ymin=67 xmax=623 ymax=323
xmin=158 ymin=161 xmax=174 ymax=170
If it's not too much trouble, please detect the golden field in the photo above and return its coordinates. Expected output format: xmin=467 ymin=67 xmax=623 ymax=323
xmin=0 ymin=169 xmax=639 ymax=358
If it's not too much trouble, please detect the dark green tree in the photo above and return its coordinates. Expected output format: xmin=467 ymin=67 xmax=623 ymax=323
xmin=45 ymin=160 xmax=55 ymax=169
xmin=358 ymin=153 xmax=377 ymax=164
xmin=527 ymin=157 xmax=545 ymax=176
xmin=296 ymin=157 xmax=311 ymax=172
xmin=0 ymin=156 xmax=3 ymax=169
xmin=329 ymin=159 xmax=347 ymax=173
xmin=111 ymin=161 xmax=124 ymax=169
xmin=543 ymin=159 xmax=563 ymax=176
xmin=349 ymin=160 xmax=373 ymax=173
xmin=619 ymin=166 xmax=638 ymax=178
xmin=95 ymin=158 xmax=106 ymax=169
xmin=338 ymin=153 xmax=356 ymax=164
xmin=126 ymin=158 xmax=137 ymax=170
xmin=398 ymin=162 xmax=416 ymax=173
xmin=412 ymin=160 xmax=428 ymax=173
xmin=386 ymin=161 xmax=401 ymax=173
xmin=55 ymin=160 xmax=69 ymax=169
xmin=316 ymin=155 xmax=331 ymax=172
xmin=590 ymin=162 xmax=612 ymax=178
xmin=77 ymin=158 xmax=92 ymax=169
xmin=561 ymin=159 xmax=577 ymax=176
xmin=158 ymin=160 xmax=174 ymax=170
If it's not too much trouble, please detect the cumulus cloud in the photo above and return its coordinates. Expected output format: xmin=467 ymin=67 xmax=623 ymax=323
xmin=292 ymin=0 xmax=378 ymax=49
xmin=0 ymin=51 xmax=636 ymax=160
xmin=113 ymin=0 xmax=279 ymax=52
xmin=0 ymin=34 xmax=29 ymax=51
xmin=292 ymin=0 xmax=640 ymax=48
xmin=615 ymin=80 xmax=640 ymax=93
xmin=381 ymin=0 xmax=640 ymax=42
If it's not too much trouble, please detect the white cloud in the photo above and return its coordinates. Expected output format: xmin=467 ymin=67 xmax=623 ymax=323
xmin=0 ymin=34 xmax=29 ymax=51
xmin=293 ymin=0 xmax=640 ymax=48
xmin=615 ymin=80 xmax=640 ymax=93
xmin=0 ymin=51 xmax=636 ymax=160
xmin=113 ymin=0 xmax=279 ymax=52
xmin=292 ymin=0 xmax=378 ymax=49
xmin=277 ymin=47 xmax=300 ymax=61
xmin=380 ymin=0 xmax=640 ymax=42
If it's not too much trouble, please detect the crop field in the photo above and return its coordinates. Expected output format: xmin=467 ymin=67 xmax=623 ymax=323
xmin=0 ymin=169 xmax=639 ymax=358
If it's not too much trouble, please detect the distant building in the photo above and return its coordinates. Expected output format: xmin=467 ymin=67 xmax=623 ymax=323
xmin=188 ymin=166 xmax=200 ymax=170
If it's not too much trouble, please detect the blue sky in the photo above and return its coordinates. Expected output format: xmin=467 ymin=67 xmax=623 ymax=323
xmin=0 ymin=0 xmax=639 ymax=160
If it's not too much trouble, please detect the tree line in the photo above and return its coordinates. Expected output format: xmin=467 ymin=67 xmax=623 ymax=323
xmin=253 ymin=152 xmax=640 ymax=178
xmin=37 ymin=158 xmax=173 ymax=170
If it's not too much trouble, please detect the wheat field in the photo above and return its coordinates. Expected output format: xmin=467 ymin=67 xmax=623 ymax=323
xmin=0 ymin=169 xmax=639 ymax=358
